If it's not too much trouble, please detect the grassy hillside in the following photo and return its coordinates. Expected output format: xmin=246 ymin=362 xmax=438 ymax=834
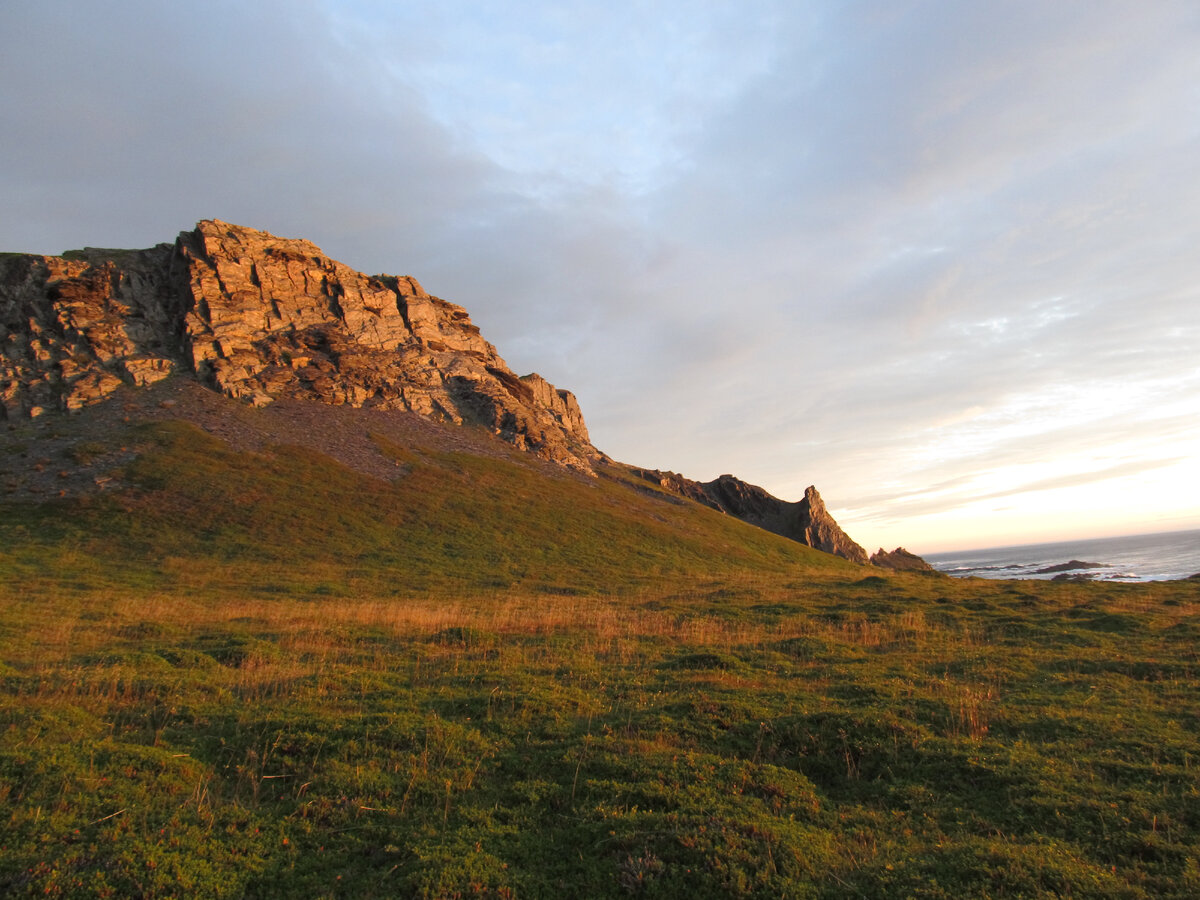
xmin=2 ymin=413 xmax=1199 ymax=897
xmin=1 ymin=417 xmax=854 ymax=598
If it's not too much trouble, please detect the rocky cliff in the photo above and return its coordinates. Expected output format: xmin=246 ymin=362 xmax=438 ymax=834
xmin=0 ymin=221 xmax=596 ymax=470
xmin=632 ymin=468 xmax=870 ymax=564
xmin=870 ymin=547 xmax=937 ymax=572
xmin=2 ymin=220 xmax=877 ymax=563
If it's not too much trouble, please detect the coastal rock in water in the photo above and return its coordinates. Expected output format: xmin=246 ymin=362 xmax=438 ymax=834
xmin=630 ymin=468 xmax=869 ymax=564
xmin=1034 ymin=560 xmax=1107 ymax=575
xmin=870 ymin=547 xmax=937 ymax=572
xmin=0 ymin=221 xmax=597 ymax=471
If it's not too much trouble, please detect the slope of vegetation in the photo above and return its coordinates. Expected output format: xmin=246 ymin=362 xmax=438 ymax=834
xmin=0 ymin=420 xmax=853 ymax=599
xmin=2 ymin=420 xmax=1199 ymax=897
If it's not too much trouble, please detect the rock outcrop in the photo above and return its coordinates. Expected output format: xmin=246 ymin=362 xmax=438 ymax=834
xmin=632 ymin=467 xmax=870 ymax=564
xmin=1033 ymin=560 xmax=1106 ymax=575
xmin=1 ymin=221 xmax=597 ymax=470
xmin=1 ymin=219 xmax=889 ymax=563
xmin=790 ymin=484 xmax=871 ymax=565
xmin=870 ymin=547 xmax=937 ymax=572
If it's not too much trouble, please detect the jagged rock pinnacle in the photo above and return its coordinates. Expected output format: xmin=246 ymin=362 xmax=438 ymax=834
xmin=630 ymin=468 xmax=870 ymax=564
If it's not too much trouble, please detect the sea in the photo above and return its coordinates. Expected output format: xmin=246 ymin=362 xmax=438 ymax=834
xmin=923 ymin=528 xmax=1200 ymax=583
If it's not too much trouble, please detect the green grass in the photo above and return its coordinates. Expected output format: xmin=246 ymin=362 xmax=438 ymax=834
xmin=0 ymin=421 xmax=851 ymax=599
xmin=2 ymin=421 xmax=1199 ymax=897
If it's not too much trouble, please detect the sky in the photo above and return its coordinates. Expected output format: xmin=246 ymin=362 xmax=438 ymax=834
xmin=3 ymin=1 xmax=1199 ymax=553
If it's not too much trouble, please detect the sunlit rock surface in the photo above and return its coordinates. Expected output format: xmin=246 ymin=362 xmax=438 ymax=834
xmin=632 ymin=467 xmax=869 ymax=564
xmin=1 ymin=221 xmax=596 ymax=471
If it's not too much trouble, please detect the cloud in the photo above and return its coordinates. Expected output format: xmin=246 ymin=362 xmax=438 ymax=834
xmin=1 ymin=2 xmax=493 ymax=253
xmin=849 ymin=456 xmax=1189 ymax=526
xmin=613 ymin=4 xmax=1200 ymax=478
xmin=3 ymin=0 xmax=1199 ymax=551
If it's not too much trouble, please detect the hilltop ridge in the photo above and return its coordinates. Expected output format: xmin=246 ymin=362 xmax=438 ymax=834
xmin=630 ymin=467 xmax=870 ymax=564
xmin=0 ymin=220 xmax=891 ymax=564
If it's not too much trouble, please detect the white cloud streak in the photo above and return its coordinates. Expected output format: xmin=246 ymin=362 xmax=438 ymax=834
xmin=3 ymin=0 xmax=1198 ymax=552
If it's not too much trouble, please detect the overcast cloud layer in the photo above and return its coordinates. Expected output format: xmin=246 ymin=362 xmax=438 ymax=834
xmin=4 ymin=0 xmax=1199 ymax=552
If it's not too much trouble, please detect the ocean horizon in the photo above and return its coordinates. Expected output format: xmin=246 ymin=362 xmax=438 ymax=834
xmin=923 ymin=528 xmax=1200 ymax=582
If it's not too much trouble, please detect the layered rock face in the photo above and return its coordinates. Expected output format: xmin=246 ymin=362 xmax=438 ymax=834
xmin=1 ymin=221 xmax=596 ymax=470
xmin=633 ymin=468 xmax=870 ymax=564
xmin=1 ymin=219 xmax=880 ymax=562
xmin=0 ymin=243 xmax=183 ymax=416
